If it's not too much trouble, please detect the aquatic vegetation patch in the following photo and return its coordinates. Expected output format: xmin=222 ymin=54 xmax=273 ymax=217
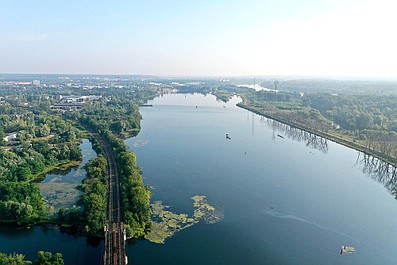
xmin=192 ymin=195 xmax=223 ymax=224
xmin=38 ymin=166 xmax=86 ymax=214
xmin=133 ymin=139 xmax=150 ymax=148
xmin=38 ymin=182 xmax=82 ymax=214
xmin=145 ymin=195 xmax=222 ymax=244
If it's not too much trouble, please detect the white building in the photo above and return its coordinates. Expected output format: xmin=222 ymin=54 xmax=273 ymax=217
xmin=32 ymin=80 xmax=41 ymax=86
xmin=3 ymin=132 xmax=18 ymax=142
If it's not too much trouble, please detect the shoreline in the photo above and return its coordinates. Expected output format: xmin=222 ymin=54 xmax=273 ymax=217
xmin=30 ymin=160 xmax=81 ymax=183
xmin=237 ymin=103 xmax=397 ymax=168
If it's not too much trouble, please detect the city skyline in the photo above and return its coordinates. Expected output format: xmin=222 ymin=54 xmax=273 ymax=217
xmin=1 ymin=0 xmax=396 ymax=78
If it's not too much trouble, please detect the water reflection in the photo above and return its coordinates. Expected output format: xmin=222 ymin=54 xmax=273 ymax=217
xmin=44 ymin=166 xmax=78 ymax=177
xmin=251 ymin=113 xmax=255 ymax=135
xmin=356 ymin=153 xmax=397 ymax=198
xmin=267 ymin=119 xmax=329 ymax=153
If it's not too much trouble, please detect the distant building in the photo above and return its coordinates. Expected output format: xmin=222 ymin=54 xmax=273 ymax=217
xmin=51 ymin=95 xmax=102 ymax=111
xmin=3 ymin=132 xmax=18 ymax=142
xmin=58 ymin=95 xmax=102 ymax=104
xmin=32 ymin=80 xmax=41 ymax=86
xmin=51 ymin=103 xmax=84 ymax=111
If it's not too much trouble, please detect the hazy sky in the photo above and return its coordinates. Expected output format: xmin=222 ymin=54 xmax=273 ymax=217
xmin=1 ymin=0 xmax=396 ymax=77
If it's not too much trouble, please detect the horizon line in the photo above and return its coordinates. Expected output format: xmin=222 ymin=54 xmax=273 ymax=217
xmin=1 ymin=72 xmax=397 ymax=81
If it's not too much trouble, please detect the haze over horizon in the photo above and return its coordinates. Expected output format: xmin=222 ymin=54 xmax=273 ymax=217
xmin=1 ymin=0 xmax=396 ymax=78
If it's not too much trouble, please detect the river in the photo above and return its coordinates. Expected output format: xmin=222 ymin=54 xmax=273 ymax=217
xmin=1 ymin=93 xmax=397 ymax=264
xmin=125 ymin=93 xmax=397 ymax=265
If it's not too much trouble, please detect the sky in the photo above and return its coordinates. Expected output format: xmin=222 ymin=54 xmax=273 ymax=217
xmin=1 ymin=0 xmax=396 ymax=77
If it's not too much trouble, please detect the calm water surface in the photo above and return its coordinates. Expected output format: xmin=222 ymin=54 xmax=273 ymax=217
xmin=125 ymin=93 xmax=397 ymax=265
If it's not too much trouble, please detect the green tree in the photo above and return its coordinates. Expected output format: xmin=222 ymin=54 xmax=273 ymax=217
xmin=31 ymin=141 xmax=51 ymax=160
xmin=356 ymin=112 xmax=374 ymax=130
xmin=36 ymin=124 xmax=50 ymax=137
xmin=0 ymin=252 xmax=31 ymax=265
xmin=33 ymin=251 xmax=64 ymax=265
xmin=15 ymin=166 xmax=32 ymax=182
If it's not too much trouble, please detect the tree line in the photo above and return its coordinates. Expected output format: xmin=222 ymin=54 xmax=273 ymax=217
xmin=0 ymin=251 xmax=64 ymax=265
xmin=216 ymin=85 xmax=397 ymax=165
xmin=74 ymin=96 xmax=152 ymax=238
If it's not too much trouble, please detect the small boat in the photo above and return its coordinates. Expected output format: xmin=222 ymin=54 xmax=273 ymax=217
xmin=226 ymin=133 xmax=231 ymax=140
xmin=277 ymin=134 xmax=284 ymax=139
xmin=340 ymin=246 xmax=355 ymax=255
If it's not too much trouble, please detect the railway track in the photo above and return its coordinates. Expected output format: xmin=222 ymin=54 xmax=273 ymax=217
xmin=87 ymin=131 xmax=127 ymax=265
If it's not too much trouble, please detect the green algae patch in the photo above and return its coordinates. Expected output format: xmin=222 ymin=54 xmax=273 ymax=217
xmin=192 ymin=195 xmax=223 ymax=224
xmin=145 ymin=201 xmax=196 ymax=244
xmin=145 ymin=196 xmax=223 ymax=244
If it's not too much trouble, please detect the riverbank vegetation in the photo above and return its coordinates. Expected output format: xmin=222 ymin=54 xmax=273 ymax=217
xmin=81 ymin=156 xmax=108 ymax=235
xmin=53 ymin=156 xmax=107 ymax=234
xmin=212 ymin=85 xmax=397 ymax=166
xmin=0 ymin=182 xmax=47 ymax=224
xmin=74 ymin=96 xmax=152 ymax=238
xmin=0 ymin=251 xmax=64 ymax=265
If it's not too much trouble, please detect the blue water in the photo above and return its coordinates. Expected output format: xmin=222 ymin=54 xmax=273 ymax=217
xmin=0 ymin=224 xmax=102 ymax=264
xmin=125 ymin=93 xmax=397 ymax=265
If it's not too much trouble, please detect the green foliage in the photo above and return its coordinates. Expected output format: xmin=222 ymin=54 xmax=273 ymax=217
xmin=0 ymin=141 xmax=82 ymax=183
xmin=0 ymin=97 xmax=85 ymax=225
xmin=77 ymin=97 xmax=141 ymax=137
xmin=33 ymin=251 xmax=65 ymax=265
xmin=31 ymin=141 xmax=51 ymax=159
xmin=82 ymin=156 xmax=108 ymax=235
xmin=0 ymin=182 xmax=46 ymax=224
xmin=79 ymin=97 xmax=152 ymax=238
xmin=109 ymin=135 xmax=151 ymax=238
xmin=0 ymin=252 xmax=31 ymax=265
xmin=0 ymin=83 xmax=156 ymax=233
xmin=35 ymin=124 xmax=50 ymax=137
xmin=57 ymin=205 xmax=84 ymax=224
xmin=33 ymin=251 xmax=64 ymax=265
